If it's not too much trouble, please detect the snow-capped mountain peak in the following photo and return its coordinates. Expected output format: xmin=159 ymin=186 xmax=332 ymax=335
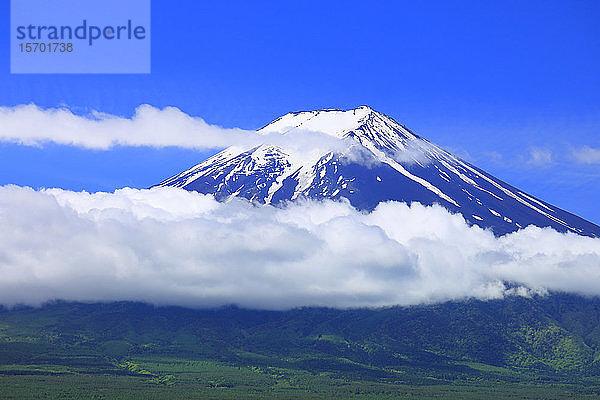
xmin=156 ymin=107 xmax=600 ymax=237
xmin=259 ymin=106 xmax=419 ymax=151
xmin=259 ymin=106 xmax=374 ymax=138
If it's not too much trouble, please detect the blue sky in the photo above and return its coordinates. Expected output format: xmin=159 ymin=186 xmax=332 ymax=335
xmin=1 ymin=0 xmax=599 ymax=223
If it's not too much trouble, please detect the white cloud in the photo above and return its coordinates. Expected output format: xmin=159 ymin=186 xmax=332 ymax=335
xmin=0 ymin=185 xmax=599 ymax=309
xmin=0 ymin=104 xmax=254 ymax=149
xmin=527 ymin=147 xmax=553 ymax=166
xmin=0 ymin=104 xmax=380 ymax=172
xmin=0 ymin=104 xmax=364 ymax=158
xmin=572 ymin=145 xmax=600 ymax=164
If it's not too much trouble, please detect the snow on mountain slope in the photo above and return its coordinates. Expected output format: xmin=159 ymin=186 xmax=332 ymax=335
xmin=155 ymin=107 xmax=600 ymax=237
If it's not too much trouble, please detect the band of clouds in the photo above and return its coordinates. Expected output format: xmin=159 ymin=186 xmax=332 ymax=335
xmin=0 ymin=104 xmax=353 ymax=154
xmin=0 ymin=104 xmax=378 ymax=167
xmin=0 ymin=104 xmax=439 ymax=169
xmin=2 ymin=104 xmax=599 ymax=166
xmin=0 ymin=104 xmax=251 ymax=149
xmin=1 ymin=185 xmax=599 ymax=310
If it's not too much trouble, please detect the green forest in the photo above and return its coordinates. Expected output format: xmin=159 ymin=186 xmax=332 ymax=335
xmin=1 ymin=293 xmax=600 ymax=399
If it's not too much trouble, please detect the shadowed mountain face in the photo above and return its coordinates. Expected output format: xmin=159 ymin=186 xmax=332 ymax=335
xmin=156 ymin=106 xmax=600 ymax=237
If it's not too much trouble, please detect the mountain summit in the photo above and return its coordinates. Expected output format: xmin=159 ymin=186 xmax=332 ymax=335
xmin=156 ymin=107 xmax=600 ymax=237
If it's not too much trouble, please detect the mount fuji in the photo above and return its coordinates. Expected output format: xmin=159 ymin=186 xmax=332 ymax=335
xmin=155 ymin=106 xmax=600 ymax=237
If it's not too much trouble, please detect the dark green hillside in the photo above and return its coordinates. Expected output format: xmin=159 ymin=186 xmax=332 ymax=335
xmin=1 ymin=294 xmax=600 ymax=399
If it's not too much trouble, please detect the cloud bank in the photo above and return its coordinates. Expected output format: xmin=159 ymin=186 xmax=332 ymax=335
xmin=0 ymin=104 xmax=362 ymax=157
xmin=1 ymin=185 xmax=599 ymax=309
xmin=0 ymin=104 xmax=253 ymax=149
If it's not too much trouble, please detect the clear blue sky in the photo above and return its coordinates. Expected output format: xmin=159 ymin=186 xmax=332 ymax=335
xmin=0 ymin=0 xmax=599 ymax=224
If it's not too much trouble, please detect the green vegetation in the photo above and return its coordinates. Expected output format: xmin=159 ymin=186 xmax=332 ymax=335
xmin=1 ymin=294 xmax=600 ymax=399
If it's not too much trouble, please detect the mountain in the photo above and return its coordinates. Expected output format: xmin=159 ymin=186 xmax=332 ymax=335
xmin=155 ymin=106 xmax=600 ymax=237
